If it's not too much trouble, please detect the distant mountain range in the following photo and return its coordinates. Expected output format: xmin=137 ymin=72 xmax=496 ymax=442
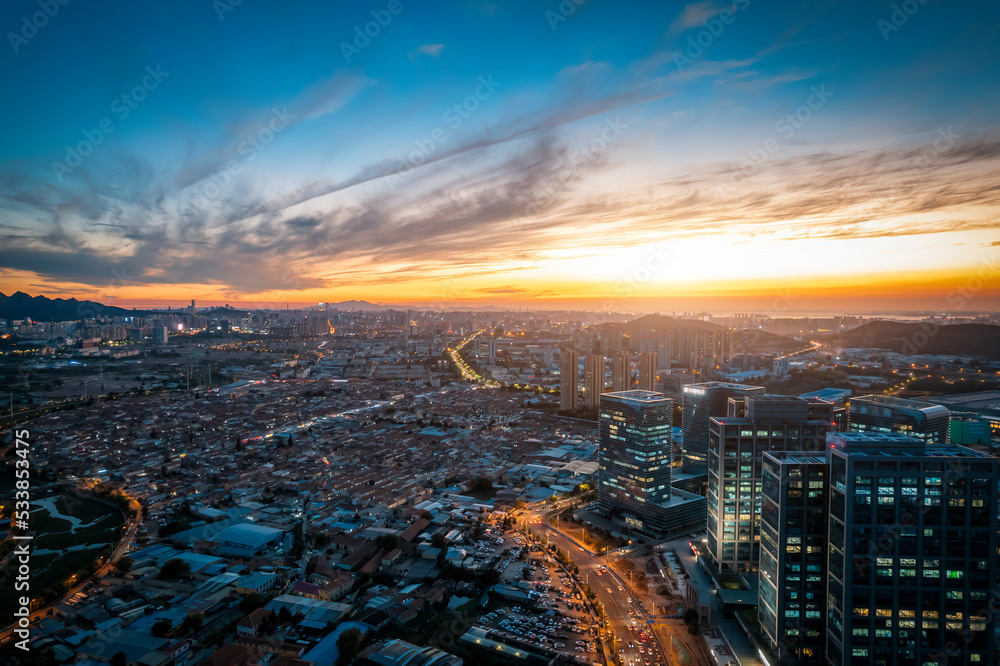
xmin=828 ymin=321 xmax=1000 ymax=359
xmin=0 ymin=292 xmax=400 ymax=321
xmin=0 ymin=292 xmax=159 ymax=321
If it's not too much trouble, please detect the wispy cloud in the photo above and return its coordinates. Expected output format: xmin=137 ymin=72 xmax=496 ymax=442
xmin=415 ymin=44 xmax=445 ymax=57
xmin=667 ymin=1 xmax=732 ymax=36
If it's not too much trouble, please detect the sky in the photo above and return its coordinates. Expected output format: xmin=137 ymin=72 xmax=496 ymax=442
xmin=1 ymin=0 xmax=999 ymax=313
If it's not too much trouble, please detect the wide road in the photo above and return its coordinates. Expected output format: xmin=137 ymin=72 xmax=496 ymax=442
xmin=524 ymin=509 xmax=667 ymax=666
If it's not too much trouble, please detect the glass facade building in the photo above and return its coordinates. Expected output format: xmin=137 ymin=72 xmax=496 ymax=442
xmin=826 ymin=433 xmax=997 ymax=666
xmin=759 ymin=452 xmax=829 ymax=663
xmin=681 ymin=382 xmax=765 ymax=475
xmin=706 ymin=395 xmax=832 ymax=572
xmin=847 ymin=395 xmax=950 ymax=444
xmin=598 ymin=390 xmax=705 ymax=535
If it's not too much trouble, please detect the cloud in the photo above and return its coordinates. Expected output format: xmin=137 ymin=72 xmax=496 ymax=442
xmin=295 ymin=73 xmax=373 ymax=121
xmin=4 ymin=131 xmax=1000 ymax=295
xmin=3 ymin=40 xmax=999 ymax=300
xmin=667 ymin=1 xmax=731 ymax=35
xmin=415 ymin=44 xmax=445 ymax=57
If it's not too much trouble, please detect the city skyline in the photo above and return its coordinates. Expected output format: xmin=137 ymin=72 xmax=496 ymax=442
xmin=1 ymin=1 xmax=999 ymax=311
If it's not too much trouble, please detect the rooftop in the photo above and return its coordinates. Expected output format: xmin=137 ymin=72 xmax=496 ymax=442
xmin=850 ymin=394 xmax=951 ymax=416
xmin=602 ymin=389 xmax=671 ymax=404
xmin=763 ymin=451 xmax=828 ymax=465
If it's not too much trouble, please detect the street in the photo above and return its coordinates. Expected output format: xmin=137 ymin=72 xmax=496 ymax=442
xmin=523 ymin=509 xmax=668 ymax=666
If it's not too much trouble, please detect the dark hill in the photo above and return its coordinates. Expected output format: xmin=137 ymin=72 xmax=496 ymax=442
xmin=828 ymin=321 xmax=1000 ymax=358
xmin=0 ymin=292 xmax=159 ymax=321
xmin=623 ymin=314 xmax=724 ymax=331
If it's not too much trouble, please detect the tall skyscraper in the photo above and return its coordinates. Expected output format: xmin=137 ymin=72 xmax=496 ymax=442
xmin=638 ymin=352 xmax=658 ymax=391
xmin=487 ymin=338 xmax=497 ymax=363
xmin=611 ymin=350 xmax=630 ymax=391
xmin=847 ymin=395 xmax=950 ymax=444
xmin=759 ymin=452 xmax=829 ymax=663
xmin=598 ymin=391 xmax=704 ymax=535
xmin=607 ymin=317 xmax=737 ymax=368
xmin=560 ymin=349 xmax=578 ymax=412
xmin=706 ymin=395 xmax=832 ymax=572
xmin=600 ymin=322 xmax=626 ymax=355
xmin=584 ymin=354 xmax=605 ymax=410
xmin=825 ymin=432 xmax=997 ymax=666
xmin=656 ymin=333 xmax=672 ymax=371
xmin=682 ymin=382 xmax=766 ymax=475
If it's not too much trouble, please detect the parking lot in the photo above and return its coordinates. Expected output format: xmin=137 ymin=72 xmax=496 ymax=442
xmin=472 ymin=529 xmax=601 ymax=663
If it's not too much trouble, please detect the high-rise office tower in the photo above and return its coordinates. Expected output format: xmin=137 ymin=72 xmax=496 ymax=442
xmin=560 ymin=349 xmax=579 ymax=412
xmin=584 ymin=354 xmax=605 ymax=410
xmin=706 ymin=395 xmax=832 ymax=572
xmin=682 ymin=382 xmax=766 ymax=475
xmin=638 ymin=352 xmax=658 ymax=391
xmin=611 ymin=350 xmax=630 ymax=391
xmin=825 ymin=432 xmax=998 ymax=666
xmin=487 ymin=338 xmax=497 ymax=363
xmin=759 ymin=452 xmax=829 ymax=663
xmin=598 ymin=390 xmax=704 ymax=535
xmin=847 ymin=395 xmax=949 ymax=444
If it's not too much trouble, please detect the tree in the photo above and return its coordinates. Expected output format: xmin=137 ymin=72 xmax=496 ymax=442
xmin=684 ymin=608 xmax=700 ymax=635
xmin=151 ymin=619 xmax=172 ymax=637
xmin=181 ymin=612 xmax=204 ymax=633
xmin=110 ymin=652 xmax=127 ymax=666
xmin=240 ymin=593 xmax=264 ymax=612
xmin=376 ymin=534 xmax=399 ymax=551
xmin=158 ymin=558 xmax=191 ymax=580
xmin=469 ymin=476 xmax=493 ymax=492
xmin=117 ymin=556 xmax=133 ymax=572
xmin=336 ymin=627 xmax=364 ymax=665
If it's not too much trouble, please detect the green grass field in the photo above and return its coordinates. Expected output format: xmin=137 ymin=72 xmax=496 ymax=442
xmin=0 ymin=488 xmax=124 ymax=622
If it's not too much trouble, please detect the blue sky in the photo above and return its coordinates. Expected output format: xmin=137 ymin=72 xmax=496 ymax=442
xmin=1 ymin=0 xmax=999 ymax=310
